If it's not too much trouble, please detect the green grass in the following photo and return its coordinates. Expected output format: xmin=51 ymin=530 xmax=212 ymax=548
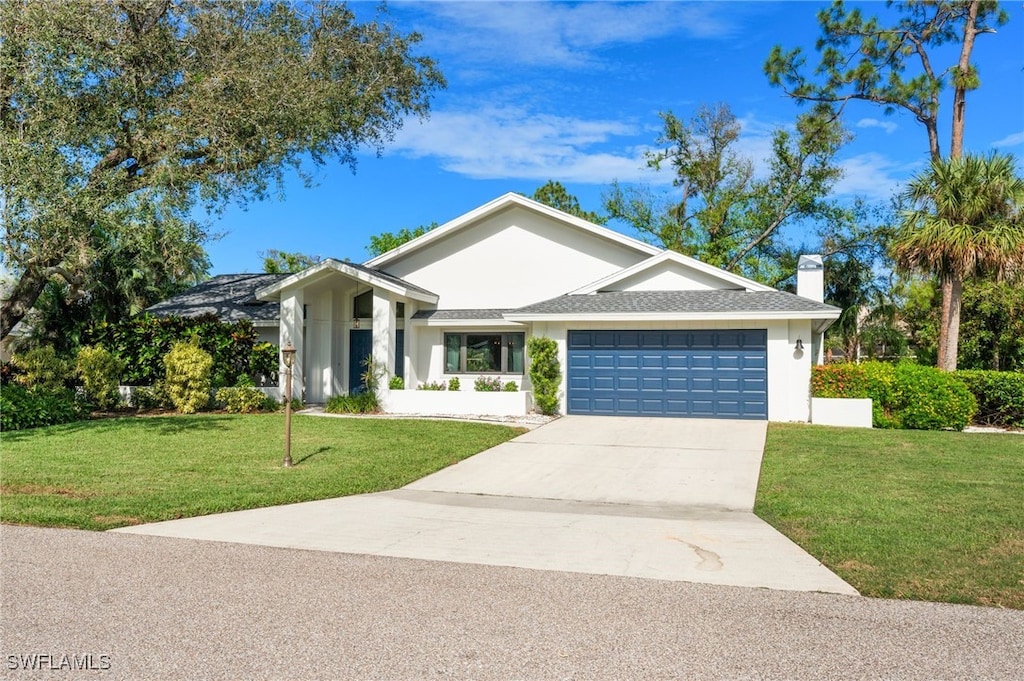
xmin=0 ymin=414 xmax=523 ymax=531
xmin=757 ymin=423 xmax=1024 ymax=609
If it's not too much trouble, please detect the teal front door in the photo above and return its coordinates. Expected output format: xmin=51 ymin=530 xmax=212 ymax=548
xmin=349 ymin=329 xmax=373 ymax=394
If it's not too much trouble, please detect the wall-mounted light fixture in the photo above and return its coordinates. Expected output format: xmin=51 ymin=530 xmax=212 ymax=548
xmin=795 ymin=338 xmax=805 ymax=352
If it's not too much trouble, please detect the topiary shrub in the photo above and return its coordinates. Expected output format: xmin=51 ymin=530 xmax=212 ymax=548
xmin=163 ymin=341 xmax=213 ymax=414
xmin=11 ymin=346 xmax=70 ymax=392
xmin=527 ymin=336 xmax=561 ymax=416
xmin=503 ymin=380 xmax=518 ymax=392
xmin=215 ymin=386 xmax=269 ymax=414
xmin=75 ymin=345 xmax=124 ymax=410
xmin=955 ymin=370 xmax=1024 ymax=428
xmin=447 ymin=376 xmax=460 ymax=391
xmin=389 ymin=375 xmax=405 ymax=390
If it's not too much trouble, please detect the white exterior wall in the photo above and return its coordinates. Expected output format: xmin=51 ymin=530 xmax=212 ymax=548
xmin=612 ymin=262 xmax=736 ymax=292
xmin=372 ymin=289 xmax=396 ymax=379
xmin=533 ymin=319 xmax=813 ymax=423
xmin=409 ymin=326 xmax=529 ymax=391
xmin=383 ymin=207 xmax=648 ymax=308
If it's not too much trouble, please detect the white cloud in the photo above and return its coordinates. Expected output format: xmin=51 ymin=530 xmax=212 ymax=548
xmin=992 ymin=131 xmax=1024 ymax=148
xmin=390 ymin=106 xmax=662 ymax=184
xmin=855 ymin=118 xmax=898 ymax=134
xmin=416 ymin=2 xmax=737 ymax=69
xmin=833 ymin=153 xmax=924 ymax=201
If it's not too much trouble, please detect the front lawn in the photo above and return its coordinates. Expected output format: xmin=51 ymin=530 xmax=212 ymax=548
xmin=0 ymin=414 xmax=523 ymax=531
xmin=757 ymin=423 xmax=1024 ymax=609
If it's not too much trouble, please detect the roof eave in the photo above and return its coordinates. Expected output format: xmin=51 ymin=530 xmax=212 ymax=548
xmin=502 ymin=310 xmax=843 ymax=323
xmin=255 ymin=259 xmax=438 ymax=305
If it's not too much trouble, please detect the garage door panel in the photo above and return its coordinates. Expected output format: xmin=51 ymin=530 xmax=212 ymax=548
xmin=567 ymin=329 xmax=768 ymax=419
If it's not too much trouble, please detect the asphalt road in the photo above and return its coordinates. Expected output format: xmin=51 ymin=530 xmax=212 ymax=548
xmin=1 ymin=525 xmax=1021 ymax=680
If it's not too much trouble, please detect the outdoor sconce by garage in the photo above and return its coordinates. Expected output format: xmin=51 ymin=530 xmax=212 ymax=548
xmin=795 ymin=338 xmax=805 ymax=352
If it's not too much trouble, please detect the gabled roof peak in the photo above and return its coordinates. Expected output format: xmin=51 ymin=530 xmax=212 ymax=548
xmin=363 ymin=192 xmax=660 ymax=268
xmin=570 ymin=249 xmax=776 ymax=295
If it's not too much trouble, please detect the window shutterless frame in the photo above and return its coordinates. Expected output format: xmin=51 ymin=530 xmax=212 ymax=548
xmin=444 ymin=332 xmax=525 ymax=374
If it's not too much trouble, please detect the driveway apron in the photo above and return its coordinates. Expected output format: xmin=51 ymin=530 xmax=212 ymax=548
xmin=114 ymin=416 xmax=857 ymax=595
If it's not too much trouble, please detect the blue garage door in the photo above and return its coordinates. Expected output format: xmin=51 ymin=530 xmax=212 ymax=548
xmin=567 ymin=330 xmax=768 ymax=419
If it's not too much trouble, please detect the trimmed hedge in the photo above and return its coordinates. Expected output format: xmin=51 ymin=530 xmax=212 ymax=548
xmin=956 ymin=370 xmax=1024 ymax=428
xmin=0 ymin=385 xmax=87 ymax=431
xmin=812 ymin=361 xmax=977 ymax=431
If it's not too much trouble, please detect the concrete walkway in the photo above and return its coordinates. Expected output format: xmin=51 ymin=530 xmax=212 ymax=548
xmin=115 ymin=416 xmax=857 ymax=595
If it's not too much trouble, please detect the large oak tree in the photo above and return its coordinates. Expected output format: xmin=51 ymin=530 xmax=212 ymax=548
xmin=1 ymin=0 xmax=444 ymax=340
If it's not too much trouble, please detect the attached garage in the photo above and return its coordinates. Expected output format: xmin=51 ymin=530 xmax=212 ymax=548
xmin=567 ymin=329 xmax=768 ymax=419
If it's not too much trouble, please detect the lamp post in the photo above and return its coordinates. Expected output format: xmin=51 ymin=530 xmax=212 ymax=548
xmin=281 ymin=342 xmax=296 ymax=468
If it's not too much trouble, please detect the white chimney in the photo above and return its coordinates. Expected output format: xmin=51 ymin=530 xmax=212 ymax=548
xmin=797 ymin=254 xmax=824 ymax=303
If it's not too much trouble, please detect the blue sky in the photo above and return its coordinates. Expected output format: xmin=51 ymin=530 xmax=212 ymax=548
xmin=204 ymin=1 xmax=1024 ymax=275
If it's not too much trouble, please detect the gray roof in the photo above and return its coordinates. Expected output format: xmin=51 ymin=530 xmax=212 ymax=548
xmin=411 ymin=309 xmax=514 ymax=321
xmin=146 ymin=274 xmax=287 ymax=323
xmin=508 ymin=290 xmax=841 ymax=316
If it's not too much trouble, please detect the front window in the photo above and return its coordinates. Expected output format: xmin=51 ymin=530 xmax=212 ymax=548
xmin=444 ymin=332 xmax=525 ymax=374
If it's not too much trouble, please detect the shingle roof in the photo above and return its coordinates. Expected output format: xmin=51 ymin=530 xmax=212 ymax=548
xmin=146 ymin=274 xmax=287 ymax=323
xmin=508 ymin=290 xmax=841 ymax=316
xmin=411 ymin=309 xmax=514 ymax=321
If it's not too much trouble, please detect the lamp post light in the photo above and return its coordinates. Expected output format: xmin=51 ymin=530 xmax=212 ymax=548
xmin=281 ymin=342 xmax=296 ymax=468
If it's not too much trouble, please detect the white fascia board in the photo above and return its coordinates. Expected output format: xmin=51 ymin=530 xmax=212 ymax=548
xmin=252 ymin=320 xmax=280 ymax=327
xmin=410 ymin=318 xmax=527 ymax=328
xmin=256 ymin=259 xmax=438 ymax=304
xmin=571 ymin=250 xmax=776 ymax=294
xmin=502 ymin=310 xmax=842 ymax=323
xmin=363 ymin=193 xmax=660 ymax=268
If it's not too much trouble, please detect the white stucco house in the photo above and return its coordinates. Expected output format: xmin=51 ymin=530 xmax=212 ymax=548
xmin=235 ymin=193 xmax=839 ymax=421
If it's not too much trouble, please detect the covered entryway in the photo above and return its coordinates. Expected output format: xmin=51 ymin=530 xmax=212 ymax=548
xmin=567 ymin=329 xmax=768 ymax=419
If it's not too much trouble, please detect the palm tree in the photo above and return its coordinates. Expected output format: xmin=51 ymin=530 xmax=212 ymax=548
xmin=891 ymin=153 xmax=1024 ymax=371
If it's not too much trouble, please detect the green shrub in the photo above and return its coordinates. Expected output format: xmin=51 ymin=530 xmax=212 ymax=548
xmin=956 ymin=370 xmax=1024 ymax=428
xmin=11 ymin=346 xmax=70 ymax=391
xmin=388 ymin=375 xmax=405 ymax=390
xmin=811 ymin=361 xmax=976 ymax=431
xmin=474 ymin=376 xmax=502 ymax=392
xmin=892 ymin=363 xmax=976 ymax=431
xmin=418 ymin=381 xmax=446 ymax=391
xmin=132 ymin=382 xmax=172 ymax=410
xmin=447 ymin=377 xmax=460 ymax=391
xmin=503 ymin=380 xmax=518 ymax=392
xmin=75 ymin=345 xmax=124 ymax=410
xmin=0 ymin=384 xmax=86 ymax=431
xmin=215 ymin=386 xmax=269 ymax=414
xmin=325 ymin=392 xmax=378 ymax=414
xmin=810 ymin=363 xmax=869 ymax=399
xmin=163 ymin=341 xmax=213 ymax=414
xmin=88 ymin=314 xmax=259 ymax=387
xmin=527 ymin=336 xmax=561 ymax=415
xmin=249 ymin=342 xmax=279 ymax=386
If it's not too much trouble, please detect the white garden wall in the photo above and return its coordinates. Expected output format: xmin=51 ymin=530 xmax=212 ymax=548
xmin=380 ymin=389 xmax=532 ymax=417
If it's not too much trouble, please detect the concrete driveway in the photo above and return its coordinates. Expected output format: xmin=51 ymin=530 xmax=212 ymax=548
xmin=115 ymin=416 xmax=857 ymax=595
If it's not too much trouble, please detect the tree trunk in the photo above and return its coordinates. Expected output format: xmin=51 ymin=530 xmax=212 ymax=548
xmin=0 ymin=268 xmax=51 ymax=341
xmin=950 ymin=1 xmax=980 ymax=160
xmin=937 ymin=273 xmax=963 ymax=372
